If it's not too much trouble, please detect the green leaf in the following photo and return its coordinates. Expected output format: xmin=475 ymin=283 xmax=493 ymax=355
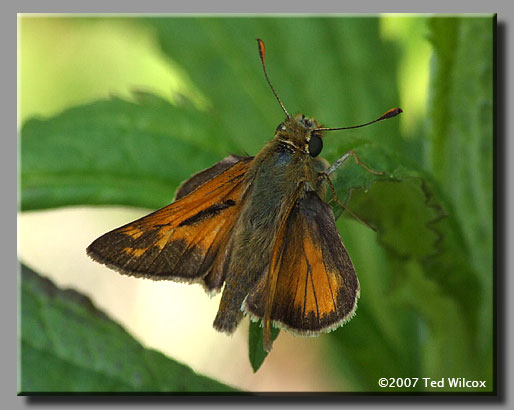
xmin=20 ymin=264 xmax=237 ymax=393
xmin=327 ymin=142 xmax=443 ymax=259
xmin=321 ymin=16 xmax=493 ymax=392
xmin=424 ymin=15 xmax=494 ymax=387
xmin=20 ymin=92 xmax=238 ymax=211
xmin=393 ymin=261 xmax=476 ymax=386
xmin=248 ymin=321 xmax=280 ymax=373
xmin=427 ymin=15 xmax=493 ymax=288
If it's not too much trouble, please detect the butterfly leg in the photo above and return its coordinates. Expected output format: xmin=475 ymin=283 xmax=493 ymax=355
xmin=318 ymin=172 xmax=377 ymax=232
xmin=326 ymin=149 xmax=385 ymax=177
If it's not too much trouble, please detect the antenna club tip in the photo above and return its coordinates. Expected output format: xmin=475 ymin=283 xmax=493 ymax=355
xmin=380 ymin=107 xmax=403 ymax=120
xmin=256 ymin=38 xmax=266 ymax=61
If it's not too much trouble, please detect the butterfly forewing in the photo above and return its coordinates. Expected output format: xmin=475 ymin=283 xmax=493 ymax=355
xmin=174 ymin=155 xmax=251 ymax=200
xmin=244 ymin=190 xmax=359 ymax=334
xmin=86 ymin=156 xmax=253 ymax=284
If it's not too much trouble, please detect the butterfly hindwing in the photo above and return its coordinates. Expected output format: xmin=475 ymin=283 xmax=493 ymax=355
xmin=86 ymin=156 xmax=253 ymax=286
xmin=244 ymin=190 xmax=359 ymax=335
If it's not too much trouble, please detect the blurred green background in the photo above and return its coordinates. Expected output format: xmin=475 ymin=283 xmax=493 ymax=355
xmin=18 ymin=15 xmax=494 ymax=392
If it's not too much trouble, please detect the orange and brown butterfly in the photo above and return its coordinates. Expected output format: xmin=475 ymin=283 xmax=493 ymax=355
xmin=87 ymin=39 xmax=402 ymax=352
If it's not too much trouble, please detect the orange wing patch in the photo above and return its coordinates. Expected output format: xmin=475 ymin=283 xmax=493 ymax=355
xmin=244 ymin=190 xmax=359 ymax=338
xmin=87 ymin=157 xmax=253 ymax=287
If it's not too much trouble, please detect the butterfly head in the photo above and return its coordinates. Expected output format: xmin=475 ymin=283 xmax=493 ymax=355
xmin=274 ymin=114 xmax=324 ymax=158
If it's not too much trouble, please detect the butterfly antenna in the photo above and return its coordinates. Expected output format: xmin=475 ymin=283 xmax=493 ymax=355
xmin=257 ymin=38 xmax=290 ymax=118
xmin=316 ymin=107 xmax=403 ymax=132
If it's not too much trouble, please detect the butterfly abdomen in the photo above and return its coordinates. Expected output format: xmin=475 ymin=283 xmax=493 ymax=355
xmin=212 ymin=148 xmax=308 ymax=333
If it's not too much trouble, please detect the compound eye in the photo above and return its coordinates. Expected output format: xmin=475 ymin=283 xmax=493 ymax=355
xmin=308 ymin=134 xmax=323 ymax=157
